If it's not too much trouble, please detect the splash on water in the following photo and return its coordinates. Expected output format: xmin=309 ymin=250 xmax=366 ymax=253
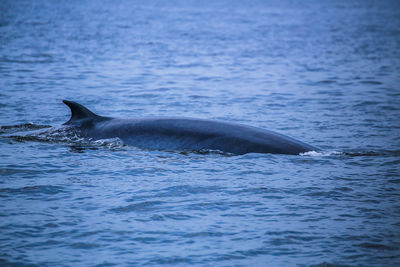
xmin=300 ymin=150 xmax=343 ymax=157
xmin=1 ymin=123 xmax=125 ymax=151
xmin=0 ymin=122 xmax=51 ymax=134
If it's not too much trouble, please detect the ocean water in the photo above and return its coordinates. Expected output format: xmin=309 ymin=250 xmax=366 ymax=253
xmin=1 ymin=0 xmax=400 ymax=266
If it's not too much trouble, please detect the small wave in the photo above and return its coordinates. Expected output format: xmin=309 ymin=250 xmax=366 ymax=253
xmin=356 ymin=242 xmax=398 ymax=251
xmin=7 ymin=126 xmax=84 ymax=144
xmin=147 ymin=256 xmax=193 ymax=265
xmin=344 ymin=150 xmax=400 ymax=157
xmin=310 ymin=262 xmax=345 ymax=267
xmin=3 ymin=124 xmax=125 ymax=151
xmin=0 ymin=185 xmax=66 ymax=196
xmin=0 ymin=259 xmax=39 ymax=267
xmin=0 ymin=123 xmax=51 ymax=134
xmin=70 ymin=242 xmax=102 ymax=249
xmin=317 ymin=79 xmax=336 ymax=84
xmin=359 ymin=80 xmax=382 ymax=85
xmin=110 ymin=201 xmax=165 ymax=213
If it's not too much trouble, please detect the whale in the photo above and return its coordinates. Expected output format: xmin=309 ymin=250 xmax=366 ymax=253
xmin=62 ymin=100 xmax=318 ymax=155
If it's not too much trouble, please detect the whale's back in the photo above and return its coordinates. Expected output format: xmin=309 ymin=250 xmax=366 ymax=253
xmin=63 ymin=100 xmax=318 ymax=155
xmin=90 ymin=117 xmax=317 ymax=155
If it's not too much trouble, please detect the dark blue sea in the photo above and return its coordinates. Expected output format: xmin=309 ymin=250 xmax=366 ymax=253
xmin=1 ymin=0 xmax=400 ymax=266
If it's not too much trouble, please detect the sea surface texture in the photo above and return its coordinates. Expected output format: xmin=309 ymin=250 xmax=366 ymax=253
xmin=1 ymin=0 xmax=400 ymax=266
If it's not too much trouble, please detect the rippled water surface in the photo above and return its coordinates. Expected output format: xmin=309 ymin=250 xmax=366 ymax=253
xmin=1 ymin=0 xmax=400 ymax=266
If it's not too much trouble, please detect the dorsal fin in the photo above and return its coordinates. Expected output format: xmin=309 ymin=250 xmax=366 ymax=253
xmin=63 ymin=100 xmax=100 ymax=125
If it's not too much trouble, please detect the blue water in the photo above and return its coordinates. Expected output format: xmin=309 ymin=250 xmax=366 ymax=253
xmin=1 ymin=0 xmax=400 ymax=266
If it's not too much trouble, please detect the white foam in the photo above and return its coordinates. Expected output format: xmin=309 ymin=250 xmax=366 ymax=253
xmin=92 ymin=137 xmax=125 ymax=149
xmin=300 ymin=150 xmax=343 ymax=157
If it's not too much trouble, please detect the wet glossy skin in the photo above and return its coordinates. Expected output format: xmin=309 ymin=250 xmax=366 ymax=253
xmin=63 ymin=100 xmax=318 ymax=155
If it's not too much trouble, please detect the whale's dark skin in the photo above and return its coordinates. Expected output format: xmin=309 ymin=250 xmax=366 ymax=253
xmin=62 ymin=100 xmax=318 ymax=155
